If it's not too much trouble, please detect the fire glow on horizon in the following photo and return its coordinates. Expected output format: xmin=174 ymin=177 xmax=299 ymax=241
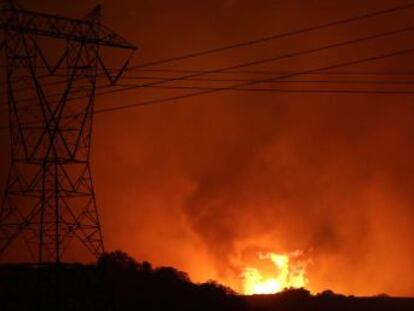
xmin=241 ymin=251 xmax=309 ymax=295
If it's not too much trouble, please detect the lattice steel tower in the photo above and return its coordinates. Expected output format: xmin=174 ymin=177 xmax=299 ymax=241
xmin=0 ymin=1 xmax=136 ymax=263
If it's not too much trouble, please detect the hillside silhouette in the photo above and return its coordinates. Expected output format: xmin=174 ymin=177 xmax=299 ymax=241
xmin=1 ymin=250 xmax=413 ymax=311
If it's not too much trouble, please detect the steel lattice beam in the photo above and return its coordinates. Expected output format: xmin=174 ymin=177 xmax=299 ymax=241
xmin=0 ymin=3 xmax=137 ymax=49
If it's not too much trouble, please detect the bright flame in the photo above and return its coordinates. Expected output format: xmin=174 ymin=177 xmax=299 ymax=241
xmin=242 ymin=251 xmax=308 ymax=295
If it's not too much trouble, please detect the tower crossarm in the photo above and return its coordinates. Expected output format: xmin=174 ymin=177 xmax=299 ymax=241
xmin=0 ymin=7 xmax=137 ymax=50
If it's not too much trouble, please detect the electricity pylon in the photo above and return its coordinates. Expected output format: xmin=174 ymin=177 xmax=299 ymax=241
xmin=0 ymin=1 xmax=136 ymax=264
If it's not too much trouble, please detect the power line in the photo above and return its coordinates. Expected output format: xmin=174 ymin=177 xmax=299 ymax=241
xmin=2 ymin=4 xmax=414 ymax=127
xmin=2 ymin=45 xmax=414 ymax=120
xmin=4 ymin=22 xmax=414 ymax=109
xmin=5 ymin=70 xmax=414 ymax=93
xmin=134 ymin=68 xmax=414 ymax=76
xmin=95 ymin=24 xmax=414 ymax=95
xmin=2 ymin=37 xmax=413 ymax=117
xmin=86 ymin=47 xmax=414 ymax=114
xmin=3 ymin=76 xmax=414 ymax=114
xmin=109 ymin=76 xmax=414 ymax=85
xmin=1 ymin=1 xmax=413 ymax=90
xmin=5 ymin=74 xmax=414 ymax=98
xmin=124 ymin=2 xmax=414 ymax=71
xmin=107 ymin=83 xmax=414 ymax=94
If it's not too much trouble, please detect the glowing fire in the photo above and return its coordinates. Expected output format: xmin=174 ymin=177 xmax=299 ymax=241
xmin=242 ymin=251 xmax=308 ymax=295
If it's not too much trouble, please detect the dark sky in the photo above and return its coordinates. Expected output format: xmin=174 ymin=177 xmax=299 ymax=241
xmin=1 ymin=0 xmax=414 ymax=296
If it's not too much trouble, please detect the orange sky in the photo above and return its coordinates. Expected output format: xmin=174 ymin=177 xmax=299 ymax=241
xmin=1 ymin=0 xmax=414 ymax=296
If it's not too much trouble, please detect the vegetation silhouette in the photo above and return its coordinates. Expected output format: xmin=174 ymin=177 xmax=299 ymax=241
xmin=1 ymin=250 xmax=414 ymax=310
xmin=98 ymin=250 xmax=243 ymax=311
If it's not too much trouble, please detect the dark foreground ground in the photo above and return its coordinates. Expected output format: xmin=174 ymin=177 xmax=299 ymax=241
xmin=1 ymin=251 xmax=413 ymax=311
xmin=246 ymin=292 xmax=414 ymax=311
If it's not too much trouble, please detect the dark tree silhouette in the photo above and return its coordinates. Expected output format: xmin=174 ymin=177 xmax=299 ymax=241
xmin=1 ymin=251 xmax=413 ymax=310
xmin=97 ymin=250 xmax=139 ymax=270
